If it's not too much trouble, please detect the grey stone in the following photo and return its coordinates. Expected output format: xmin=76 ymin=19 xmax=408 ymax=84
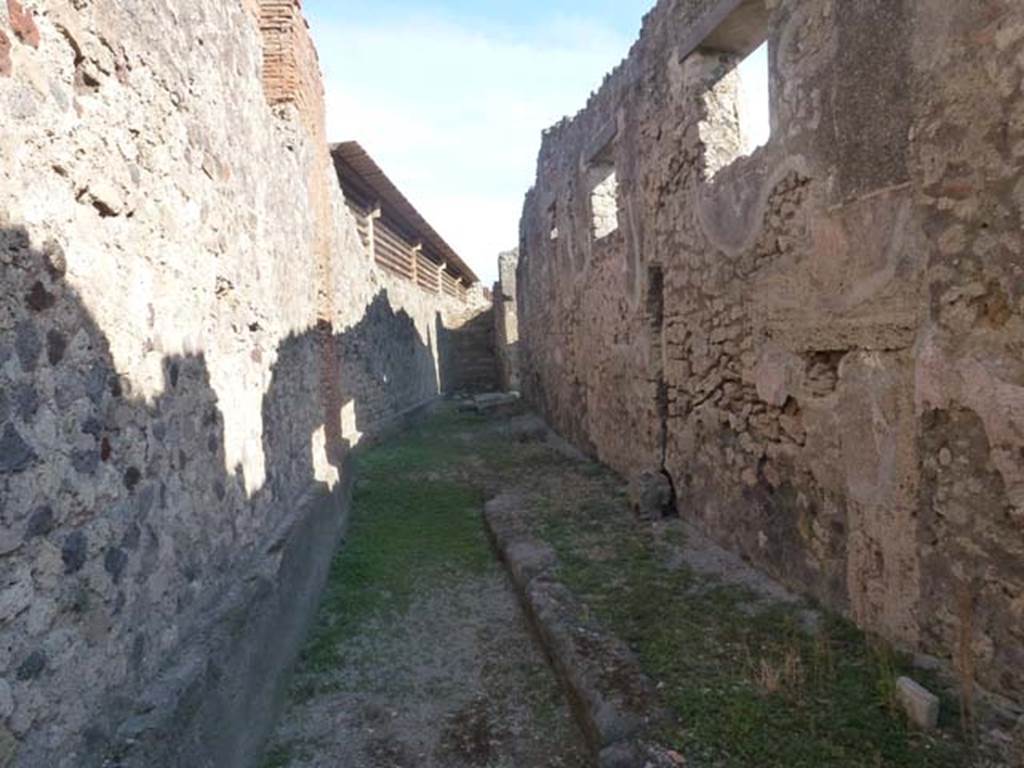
xmin=598 ymin=741 xmax=643 ymax=768
xmin=104 ymin=548 xmax=128 ymax=584
xmin=13 ymin=322 xmax=41 ymax=372
xmin=8 ymin=87 xmax=37 ymax=120
xmin=13 ymin=383 xmax=38 ymax=419
xmin=0 ymin=529 xmax=20 ymax=559
xmin=61 ymin=530 xmax=88 ymax=574
xmin=484 ymin=493 xmax=664 ymax=757
xmin=627 ymin=470 xmax=674 ymax=521
xmin=0 ymin=424 xmax=35 ymax=473
xmin=0 ymin=575 xmax=32 ymax=623
xmin=136 ymin=484 xmax=157 ymax=519
xmin=896 ymin=676 xmax=940 ymax=730
xmin=506 ymin=414 xmax=548 ymax=443
xmin=473 ymin=391 xmax=520 ymax=413
xmin=54 ymin=379 xmax=84 ymax=410
xmin=0 ymin=723 xmax=17 ymax=767
xmin=25 ymin=506 xmax=54 ymax=539
xmin=49 ymin=78 xmax=70 ymax=112
xmin=82 ymin=726 xmax=109 ymax=754
xmin=42 ymin=239 xmax=66 ymax=279
xmin=81 ymin=416 xmax=103 ymax=437
xmin=912 ymin=653 xmax=942 ymax=672
xmin=46 ymin=330 xmax=67 ymax=365
xmin=0 ymin=679 xmax=13 ymax=719
xmin=24 ymin=281 xmax=55 ymax=312
xmin=0 ymin=390 xmax=8 ymax=423
xmin=71 ymin=449 xmax=100 ymax=475
xmin=124 ymin=467 xmax=142 ymax=491
xmin=85 ymin=364 xmax=110 ymax=404
xmin=16 ymin=650 xmax=45 ymax=681
xmin=121 ymin=523 xmax=141 ymax=551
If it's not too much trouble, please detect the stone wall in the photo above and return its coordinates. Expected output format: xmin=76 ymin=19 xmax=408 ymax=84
xmin=438 ymin=285 xmax=499 ymax=395
xmin=0 ymin=1 xmax=483 ymax=765
xmin=518 ymin=0 xmax=1024 ymax=705
xmin=494 ymin=249 xmax=521 ymax=392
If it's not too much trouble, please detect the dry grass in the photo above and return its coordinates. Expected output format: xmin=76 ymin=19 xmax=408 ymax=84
xmin=754 ymin=647 xmax=805 ymax=694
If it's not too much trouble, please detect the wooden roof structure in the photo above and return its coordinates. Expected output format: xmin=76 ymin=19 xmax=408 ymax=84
xmin=330 ymin=142 xmax=479 ymax=284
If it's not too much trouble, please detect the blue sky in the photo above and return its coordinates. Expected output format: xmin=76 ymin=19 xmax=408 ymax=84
xmin=304 ymin=1 xmax=767 ymax=284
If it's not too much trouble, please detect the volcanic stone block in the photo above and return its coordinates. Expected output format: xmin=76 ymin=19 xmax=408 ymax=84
xmin=896 ymin=676 xmax=940 ymax=730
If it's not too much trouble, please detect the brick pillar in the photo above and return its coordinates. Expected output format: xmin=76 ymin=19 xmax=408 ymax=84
xmin=252 ymin=0 xmax=344 ymax=466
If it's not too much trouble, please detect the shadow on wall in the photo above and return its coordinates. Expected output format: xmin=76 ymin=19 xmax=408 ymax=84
xmin=435 ymin=306 xmax=498 ymax=395
xmin=0 ymin=225 xmax=436 ymax=768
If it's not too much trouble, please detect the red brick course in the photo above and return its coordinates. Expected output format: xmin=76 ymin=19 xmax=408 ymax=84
xmin=256 ymin=0 xmax=325 ymax=136
xmin=7 ymin=0 xmax=39 ymax=48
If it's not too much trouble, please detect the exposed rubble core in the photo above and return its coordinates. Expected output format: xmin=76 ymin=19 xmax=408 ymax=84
xmin=518 ymin=0 xmax=1024 ymax=708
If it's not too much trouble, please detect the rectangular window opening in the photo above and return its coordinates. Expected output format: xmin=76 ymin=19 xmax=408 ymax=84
xmin=738 ymin=40 xmax=770 ymax=155
xmin=697 ymin=0 xmax=773 ymax=179
xmin=590 ymin=167 xmax=619 ymax=240
xmin=586 ymin=135 xmax=620 ymax=241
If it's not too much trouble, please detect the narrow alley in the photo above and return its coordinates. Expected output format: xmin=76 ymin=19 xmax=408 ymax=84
xmin=264 ymin=403 xmax=992 ymax=768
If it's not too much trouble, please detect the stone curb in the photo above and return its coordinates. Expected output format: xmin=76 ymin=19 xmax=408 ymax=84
xmin=484 ymin=493 xmax=673 ymax=768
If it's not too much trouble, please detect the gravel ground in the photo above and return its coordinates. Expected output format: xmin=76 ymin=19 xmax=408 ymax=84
xmin=262 ymin=408 xmax=589 ymax=768
xmin=268 ymin=573 xmax=588 ymax=768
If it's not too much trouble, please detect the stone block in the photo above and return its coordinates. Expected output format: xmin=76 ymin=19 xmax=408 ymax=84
xmin=0 ymin=679 xmax=13 ymax=720
xmin=13 ymin=322 xmax=40 ymax=372
xmin=473 ymin=391 xmax=520 ymax=413
xmin=0 ymin=571 xmax=32 ymax=623
xmin=896 ymin=676 xmax=940 ymax=730
xmin=627 ymin=470 xmax=674 ymax=521
xmin=0 ymin=724 xmax=16 ymax=768
xmin=0 ymin=424 xmax=34 ymax=474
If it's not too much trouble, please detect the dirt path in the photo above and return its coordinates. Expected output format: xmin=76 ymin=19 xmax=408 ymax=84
xmin=261 ymin=406 xmax=589 ymax=768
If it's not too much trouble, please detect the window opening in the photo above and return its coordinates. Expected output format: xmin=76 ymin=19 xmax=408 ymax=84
xmin=587 ymin=139 xmax=619 ymax=240
xmin=696 ymin=0 xmax=772 ymax=179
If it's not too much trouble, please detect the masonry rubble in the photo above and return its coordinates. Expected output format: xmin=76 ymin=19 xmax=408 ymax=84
xmin=515 ymin=0 xmax=1024 ymax=710
xmin=0 ymin=1 xmax=495 ymax=765
xmin=896 ymin=676 xmax=941 ymax=731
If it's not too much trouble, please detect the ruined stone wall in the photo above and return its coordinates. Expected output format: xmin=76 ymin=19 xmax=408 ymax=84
xmin=518 ymin=0 xmax=1024 ymax=704
xmin=0 ymin=1 xmax=476 ymax=765
xmin=438 ymin=284 xmax=499 ymax=395
xmin=494 ymin=249 xmax=521 ymax=392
